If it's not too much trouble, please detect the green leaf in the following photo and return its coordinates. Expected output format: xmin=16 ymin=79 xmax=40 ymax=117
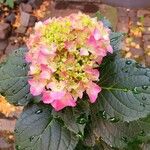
xmin=0 ymin=48 xmax=32 ymax=105
xmin=15 ymin=104 xmax=79 ymax=150
xmin=100 ymin=117 xmax=150 ymax=149
xmin=90 ymin=106 xmax=150 ymax=149
xmin=95 ymin=11 xmax=112 ymax=30
xmin=0 ymin=0 xmax=4 ymax=3
xmin=98 ymin=55 xmax=150 ymax=122
xmin=95 ymin=11 xmax=123 ymax=53
xmin=52 ymin=100 xmax=90 ymax=135
xmin=6 ymin=0 xmax=14 ymax=8
xmin=110 ymin=32 xmax=124 ymax=52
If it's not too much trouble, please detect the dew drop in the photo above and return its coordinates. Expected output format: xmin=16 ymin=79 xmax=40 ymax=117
xmin=135 ymin=63 xmax=143 ymax=68
xmin=133 ymin=87 xmax=139 ymax=94
xmin=24 ymin=95 xmax=28 ymax=99
xmin=126 ymin=60 xmax=132 ymax=65
xmin=76 ymin=132 xmax=84 ymax=140
xmin=12 ymin=89 xmax=16 ymax=94
xmin=96 ymin=110 xmax=107 ymax=119
xmin=35 ymin=109 xmax=43 ymax=114
xmin=139 ymin=130 xmax=145 ymax=136
xmin=142 ymin=85 xmax=148 ymax=90
xmin=76 ymin=113 xmax=87 ymax=124
xmin=29 ymin=136 xmax=35 ymax=142
xmin=23 ymin=63 xmax=27 ymax=68
xmin=14 ymin=129 xmax=18 ymax=133
xmin=121 ymin=137 xmax=128 ymax=143
xmin=145 ymin=71 xmax=150 ymax=77
xmin=109 ymin=117 xmax=120 ymax=123
xmin=140 ymin=103 xmax=145 ymax=107
xmin=142 ymin=96 xmax=147 ymax=101
xmin=123 ymin=88 xmax=128 ymax=92
xmin=121 ymin=67 xmax=129 ymax=73
xmin=16 ymin=145 xmax=21 ymax=150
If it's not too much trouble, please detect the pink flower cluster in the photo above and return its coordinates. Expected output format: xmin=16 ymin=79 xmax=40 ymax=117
xmin=26 ymin=13 xmax=112 ymax=111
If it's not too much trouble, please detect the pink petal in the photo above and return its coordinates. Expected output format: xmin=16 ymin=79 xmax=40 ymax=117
xmin=50 ymin=91 xmax=66 ymax=99
xmin=86 ymin=82 xmax=101 ymax=103
xmin=50 ymin=43 xmax=57 ymax=54
xmin=38 ymin=52 xmax=48 ymax=65
xmin=95 ymin=48 xmax=107 ymax=57
xmin=40 ymin=47 xmax=51 ymax=55
xmin=65 ymin=42 xmax=75 ymax=52
xmin=34 ymin=21 xmax=43 ymax=30
xmin=93 ymin=28 xmax=101 ymax=40
xmin=28 ymin=79 xmax=46 ymax=96
xmin=42 ymin=91 xmax=54 ymax=104
xmin=40 ymin=70 xmax=51 ymax=79
xmin=40 ymin=65 xmax=51 ymax=80
xmin=107 ymin=45 xmax=113 ymax=54
xmin=29 ymin=64 xmax=39 ymax=75
xmin=85 ymin=68 xmax=100 ymax=80
xmin=80 ymin=48 xmax=89 ymax=56
xmin=96 ymin=56 xmax=103 ymax=64
xmin=88 ymin=35 xmax=96 ymax=47
xmin=51 ymin=93 xmax=76 ymax=111
xmin=25 ymin=53 xmax=32 ymax=63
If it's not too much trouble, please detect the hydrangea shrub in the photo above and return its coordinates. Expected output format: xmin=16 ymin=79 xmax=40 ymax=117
xmin=0 ymin=12 xmax=150 ymax=150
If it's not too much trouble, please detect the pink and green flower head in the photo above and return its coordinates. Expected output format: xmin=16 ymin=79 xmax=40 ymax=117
xmin=26 ymin=12 xmax=112 ymax=111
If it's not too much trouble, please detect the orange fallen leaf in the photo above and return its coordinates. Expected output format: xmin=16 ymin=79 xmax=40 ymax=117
xmin=0 ymin=96 xmax=18 ymax=117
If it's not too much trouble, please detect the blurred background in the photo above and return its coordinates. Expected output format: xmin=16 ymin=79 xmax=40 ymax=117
xmin=0 ymin=0 xmax=150 ymax=149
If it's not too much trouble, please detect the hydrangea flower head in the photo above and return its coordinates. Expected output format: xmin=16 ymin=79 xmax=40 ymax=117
xmin=26 ymin=12 xmax=112 ymax=111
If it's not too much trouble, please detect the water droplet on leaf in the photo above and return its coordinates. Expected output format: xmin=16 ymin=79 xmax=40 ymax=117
xmin=23 ymin=63 xmax=27 ymax=67
xmin=25 ymin=95 xmax=28 ymax=99
xmin=142 ymin=85 xmax=148 ymax=90
xmin=139 ymin=130 xmax=145 ymax=136
xmin=133 ymin=87 xmax=139 ymax=94
xmin=135 ymin=63 xmax=143 ymax=68
xmin=96 ymin=110 xmax=107 ymax=119
xmin=121 ymin=67 xmax=128 ymax=73
xmin=29 ymin=136 xmax=35 ymax=142
xmin=109 ymin=117 xmax=119 ymax=123
xmin=126 ymin=60 xmax=132 ymax=65
xmin=76 ymin=132 xmax=84 ymax=140
xmin=35 ymin=109 xmax=43 ymax=114
xmin=142 ymin=96 xmax=147 ymax=101
xmin=76 ymin=113 xmax=87 ymax=124
xmin=123 ymin=88 xmax=128 ymax=92
xmin=121 ymin=137 xmax=128 ymax=143
xmin=16 ymin=145 xmax=21 ymax=150
xmin=12 ymin=89 xmax=16 ymax=94
xmin=140 ymin=103 xmax=145 ymax=107
xmin=14 ymin=129 xmax=18 ymax=133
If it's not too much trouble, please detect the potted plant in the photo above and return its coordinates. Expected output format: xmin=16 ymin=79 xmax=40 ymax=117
xmin=1 ymin=12 xmax=150 ymax=150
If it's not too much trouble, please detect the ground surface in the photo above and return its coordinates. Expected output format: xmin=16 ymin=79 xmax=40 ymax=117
xmin=0 ymin=0 xmax=150 ymax=149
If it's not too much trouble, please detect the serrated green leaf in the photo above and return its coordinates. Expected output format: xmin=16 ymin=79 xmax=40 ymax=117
xmin=98 ymin=55 xmax=150 ymax=122
xmin=95 ymin=11 xmax=112 ymax=30
xmin=98 ymin=117 xmax=150 ymax=149
xmin=6 ymin=0 xmax=14 ymax=8
xmin=52 ymin=100 xmax=90 ymax=135
xmin=90 ymin=106 xmax=150 ymax=149
xmin=110 ymin=32 xmax=124 ymax=52
xmin=0 ymin=48 xmax=32 ymax=106
xmin=15 ymin=104 xmax=79 ymax=150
